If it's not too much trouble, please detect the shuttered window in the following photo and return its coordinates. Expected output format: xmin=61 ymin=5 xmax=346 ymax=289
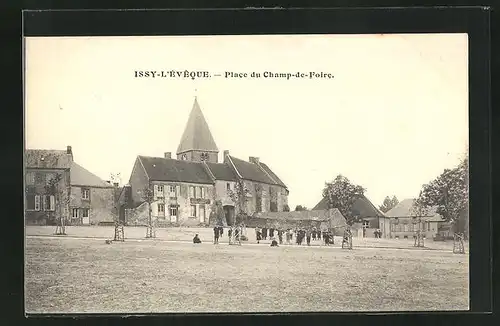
xmin=34 ymin=195 xmax=41 ymax=211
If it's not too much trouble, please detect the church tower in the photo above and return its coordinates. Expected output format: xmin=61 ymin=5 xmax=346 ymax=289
xmin=176 ymin=97 xmax=219 ymax=163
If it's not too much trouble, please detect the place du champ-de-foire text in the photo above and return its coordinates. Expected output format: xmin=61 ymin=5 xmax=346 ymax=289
xmin=134 ymin=70 xmax=334 ymax=80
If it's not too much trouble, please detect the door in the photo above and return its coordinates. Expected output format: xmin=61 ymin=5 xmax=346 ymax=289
xmin=199 ymin=206 xmax=205 ymax=223
xmin=170 ymin=206 xmax=178 ymax=223
xmin=223 ymin=205 xmax=235 ymax=226
xmin=82 ymin=208 xmax=90 ymax=225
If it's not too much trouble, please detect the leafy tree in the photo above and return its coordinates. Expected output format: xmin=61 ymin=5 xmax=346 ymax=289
xmin=295 ymin=205 xmax=308 ymax=211
xmin=379 ymin=195 xmax=399 ymax=213
xmin=414 ymin=155 xmax=468 ymax=236
xmin=227 ymin=180 xmax=251 ymax=225
xmin=322 ymin=175 xmax=366 ymax=226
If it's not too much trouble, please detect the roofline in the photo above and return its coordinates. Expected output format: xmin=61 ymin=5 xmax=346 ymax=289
xmin=254 ymin=161 xmax=279 ymax=184
xmin=25 ymin=167 xmax=69 ymax=170
xmin=137 ymin=156 xmax=151 ymax=182
xmin=201 ymin=161 xmax=217 ymax=181
xmin=176 ymin=149 xmax=219 ymax=155
xmin=149 ymin=179 xmax=214 ymax=185
xmin=226 ymin=155 xmax=243 ymax=179
xmin=71 ymin=184 xmax=114 ymax=189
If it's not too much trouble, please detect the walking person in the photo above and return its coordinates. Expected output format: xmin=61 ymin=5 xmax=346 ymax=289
xmin=278 ymin=229 xmax=283 ymax=245
xmin=213 ymin=226 xmax=220 ymax=244
xmin=255 ymin=226 xmax=262 ymax=244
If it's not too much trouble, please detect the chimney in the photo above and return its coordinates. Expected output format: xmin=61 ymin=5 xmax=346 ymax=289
xmin=164 ymin=152 xmax=171 ymax=159
xmin=249 ymin=156 xmax=260 ymax=164
xmin=113 ymin=182 xmax=119 ymax=188
xmin=223 ymin=150 xmax=229 ymax=163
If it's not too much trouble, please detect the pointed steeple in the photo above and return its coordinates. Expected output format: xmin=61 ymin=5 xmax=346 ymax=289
xmin=176 ymin=97 xmax=219 ymax=162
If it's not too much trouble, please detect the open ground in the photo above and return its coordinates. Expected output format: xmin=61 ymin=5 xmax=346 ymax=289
xmin=25 ymin=226 xmax=469 ymax=313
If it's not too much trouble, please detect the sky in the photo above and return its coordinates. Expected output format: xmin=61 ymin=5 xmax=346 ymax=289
xmin=24 ymin=34 xmax=468 ymax=210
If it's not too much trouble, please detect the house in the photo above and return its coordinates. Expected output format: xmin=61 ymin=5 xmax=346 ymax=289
xmin=384 ymin=198 xmax=450 ymax=239
xmin=248 ymin=208 xmax=347 ymax=235
xmin=313 ymin=194 xmax=387 ymax=238
xmin=125 ymin=97 xmax=289 ymax=227
xmin=69 ymin=161 xmax=115 ymax=225
xmin=25 ymin=146 xmax=116 ymax=226
xmin=25 ymin=147 xmax=73 ymax=225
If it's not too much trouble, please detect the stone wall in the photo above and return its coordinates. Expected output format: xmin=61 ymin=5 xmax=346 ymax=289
xmin=70 ymin=186 xmax=114 ymax=225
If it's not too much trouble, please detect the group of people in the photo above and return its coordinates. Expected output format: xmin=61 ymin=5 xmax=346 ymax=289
xmin=255 ymin=226 xmax=336 ymax=246
xmin=213 ymin=225 xmax=244 ymax=245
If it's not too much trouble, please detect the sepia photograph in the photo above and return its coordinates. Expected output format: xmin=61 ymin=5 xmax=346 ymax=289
xmin=24 ymin=33 xmax=469 ymax=313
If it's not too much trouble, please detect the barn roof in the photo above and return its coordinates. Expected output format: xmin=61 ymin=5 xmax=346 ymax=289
xmin=70 ymin=162 xmax=113 ymax=188
xmin=385 ymin=198 xmax=442 ymax=219
xmin=228 ymin=155 xmax=286 ymax=187
xmin=313 ymin=194 xmax=385 ymax=218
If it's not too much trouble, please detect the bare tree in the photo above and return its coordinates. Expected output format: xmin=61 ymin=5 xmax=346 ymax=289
xmin=142 ymin=185 xmax=155 ymax=238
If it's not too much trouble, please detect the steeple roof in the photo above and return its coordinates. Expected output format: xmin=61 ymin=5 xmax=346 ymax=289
xmin=176 ymin=97 xmax=219 ymax=155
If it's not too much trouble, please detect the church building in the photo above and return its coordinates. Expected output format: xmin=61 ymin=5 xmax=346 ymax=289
xmin=124 ymin=97 xmax=289 ymax=226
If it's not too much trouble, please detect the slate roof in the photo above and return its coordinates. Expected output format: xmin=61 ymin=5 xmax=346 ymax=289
xmin=70 ymin=162 xmax=113 ymax=188
xmin=138 ymin=156 xmax=213 ymax=184
xmin=228 ymin=155 xmax=285 ymax=186
xmin=176 ymin=98 xmax=219 ymax=154
xmin=385 ymin=198 xmax=440 ymax=218
xmin=25 ymin=149 xmax=72 ymax=169
xmin=205 ymin=162 xmax=238 ymax=181
xmin=248 ymin=209 xmax=346 ymax=229
xmin=259 ymin=162 xmax=287 ymax=188
xmin=313 ymin=194 xmax=386 ymax=218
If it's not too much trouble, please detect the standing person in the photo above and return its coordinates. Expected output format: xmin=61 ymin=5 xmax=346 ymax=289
xmin=262 ymin=227 xmax=267 ymax=240
xmin=255 ymin=226 xmax=262 ymax=244
xmin=285 ymin=229 xmax=291 ymax=245
xmin=228 ymin=227 xmax=233 ymax=244
xmin=278 ymin=229 xmax=283 ymax=245
xmin=312 ymin=228 xmax=317 ymax=241
xmin=269 ymin=228 xmax=275 ymax=238
xmin=213 ymin=226 xmax=220 ymax=244
xmin=219 ymin=227 xmax=224 ymax=238
xmin=306 ymin=229 xmax=312 ymax=246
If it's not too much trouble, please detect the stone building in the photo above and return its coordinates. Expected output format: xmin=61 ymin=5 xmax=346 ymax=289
xmin=25 ymin=147 xmax=73 ymax=225
xmin=313 ymin=194 xmax=387 ymax=238
xmin=24 ymin=146 xmax=115 ymax=225
xmin=69 ymin=161 xmax=115 ymax=225
xmin=125 ymin=97 xmax=289 ymax=226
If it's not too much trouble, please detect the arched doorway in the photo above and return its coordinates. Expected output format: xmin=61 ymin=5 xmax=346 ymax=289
xmin=223 ymin=205 xmax=235 ymax=226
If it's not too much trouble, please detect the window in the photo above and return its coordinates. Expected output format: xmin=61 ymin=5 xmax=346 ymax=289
xmin=154 ymin=185 xmax=164 ymax=197
xmin=158 ymin=204 xmax=165 ymax=216
xmin=82 ymin=208 xmax=89 ymax=218
xmin=26 ymin=194 xmax=35 ymax=210
xmin=26 ymin=172 xmax=35 ymax=185
xmin=169 ymin=206 xmax=178 ymax=217
xmin=190 ymin=186 xmax=195 ymax=198
xmin=82 ymin=188 xmax=90 ymax=200
xmin=169 ymin=185 xmax=176 ymax=197
xmin=34 ymin=195 xmax=41 ymax=211
xmin=45 ymin=173 xmax=55 ymax=185
xmin=35 ymin=173 xmax=44 ymax=185
xmin=190 ymin=205 xmax=196 ymax=217
xmin=42 ymin=195 xmax=55 ymax=211
xmin=72 ymin=208 xmax=79 ymax=218
xmin=200 ymin=187 xmax=205 ymax=199
xmin=363 ymin=220 xmax=370 ymax=228
xmin=226 ymin=183 xmax=231 ymax=191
